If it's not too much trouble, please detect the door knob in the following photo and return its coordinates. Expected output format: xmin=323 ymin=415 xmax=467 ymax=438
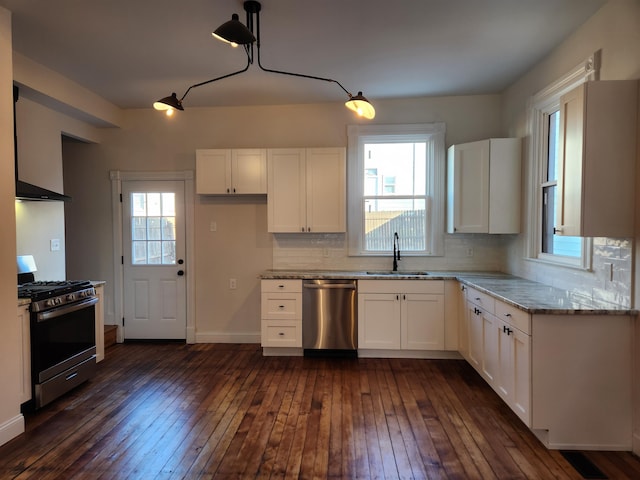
xmin=178 ymin=259 xmax=184 ymax=265
xmin=177 ymin=270 xmax=185 ymax=276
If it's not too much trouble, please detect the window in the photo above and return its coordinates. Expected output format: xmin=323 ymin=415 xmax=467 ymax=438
xmin=527 ymin=53 xmax=599 ymax=268
xmin=131 ymin=192 xmax=176 ymax=265
xmin=347 ymin=123 xmax=445 ymax=256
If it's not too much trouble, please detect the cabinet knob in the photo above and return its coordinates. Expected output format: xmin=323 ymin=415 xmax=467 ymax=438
xmin=504 ymin=313 xmax=512 ymax=317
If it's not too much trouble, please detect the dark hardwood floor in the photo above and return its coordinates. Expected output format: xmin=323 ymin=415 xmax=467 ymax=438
xmin=1 ymin=342 xmax=640 ymax=479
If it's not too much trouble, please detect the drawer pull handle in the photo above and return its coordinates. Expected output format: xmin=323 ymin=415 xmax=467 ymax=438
xmin=278 ymin=332 xmax=285 ymax=336
xmin=504 ymin=313 xmax=512 ymax=317
xmin=278 ymin=305 xmax=285 ymax=309
xmin=278 ymin=285 xmax=285 ymax=289
xmin=475 ymin=297 xmax=481 ymax=301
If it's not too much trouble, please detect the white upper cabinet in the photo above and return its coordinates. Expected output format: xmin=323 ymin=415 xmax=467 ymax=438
xmin=267 ymin=147 xmax=346 ymax=233
xmin=555 ymin=80 xmax=638 ymax=238
xmin=447 ymin=138 xmax=521 ymax=234
xmin=196 ymin=148 xmax=267 ymax=194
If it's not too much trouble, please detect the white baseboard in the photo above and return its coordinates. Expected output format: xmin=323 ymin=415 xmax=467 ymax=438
xmin=0 ymin=414 xmax=24 ymax=448
xmin=195 ymin=331 xmax=261 ymax=344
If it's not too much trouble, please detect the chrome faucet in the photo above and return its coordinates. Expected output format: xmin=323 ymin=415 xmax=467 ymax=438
xmin=393 ymin=232 xmax=401 ymax=271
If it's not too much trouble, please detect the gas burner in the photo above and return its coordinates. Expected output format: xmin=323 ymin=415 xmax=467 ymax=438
xmin=18 ymin=280 xmax=93 ymax=302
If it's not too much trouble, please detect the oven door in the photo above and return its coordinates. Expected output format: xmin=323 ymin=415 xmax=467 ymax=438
xmin=31 ymin=296 xmax=99 ymax=384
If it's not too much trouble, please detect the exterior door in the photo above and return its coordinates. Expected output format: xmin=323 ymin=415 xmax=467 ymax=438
xmin=122 ymin=180 xmax=186 ymax=339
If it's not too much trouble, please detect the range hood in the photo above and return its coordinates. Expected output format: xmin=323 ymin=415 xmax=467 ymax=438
xmin=13 ymin=86 xmax=71 ymax=202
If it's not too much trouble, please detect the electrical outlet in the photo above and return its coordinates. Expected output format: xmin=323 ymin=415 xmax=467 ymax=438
xmin=50 ymin=239 xmax=61 ymax=251
xmin=229 ymin=278 xmax=237 ymax=289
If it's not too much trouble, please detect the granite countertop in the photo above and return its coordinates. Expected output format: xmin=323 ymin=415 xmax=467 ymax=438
xmin=260 ymin=270 xmax=637 ymax=315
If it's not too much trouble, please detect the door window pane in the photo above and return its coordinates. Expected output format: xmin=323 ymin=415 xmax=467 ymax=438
xmin=131 ymin=192 xmax=176 ymax=265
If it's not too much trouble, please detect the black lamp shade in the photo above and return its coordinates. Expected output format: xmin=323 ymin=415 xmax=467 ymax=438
xmin=345 ymin=91 xmax=375 ymax=119
xmin=153 ymin=92 xmax=184 ymax=111
xmin=212 ymin=13 xmax=256 ymax=46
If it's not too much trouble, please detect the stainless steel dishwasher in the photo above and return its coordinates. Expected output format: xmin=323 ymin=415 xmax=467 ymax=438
xmin=302 ymin=279 xmax=357 ymax=356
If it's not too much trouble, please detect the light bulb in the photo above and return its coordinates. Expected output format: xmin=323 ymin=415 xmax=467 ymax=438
xmin=166 ymin=108 xmax=174 ymax=117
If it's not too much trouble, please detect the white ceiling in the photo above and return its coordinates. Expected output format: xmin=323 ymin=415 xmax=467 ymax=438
xmin=1 ymin=0 xmax=607 ymax=110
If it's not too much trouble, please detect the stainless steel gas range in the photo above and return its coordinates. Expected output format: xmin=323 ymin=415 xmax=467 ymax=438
xmin=18 ymin=280 xmax=98 ymax=410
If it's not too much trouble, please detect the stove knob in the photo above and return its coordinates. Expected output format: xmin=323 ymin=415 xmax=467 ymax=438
xmin=67 ymin=294 xmax=75 ymax=301
xmin=46 ymin=299 xmax=55 ymax=307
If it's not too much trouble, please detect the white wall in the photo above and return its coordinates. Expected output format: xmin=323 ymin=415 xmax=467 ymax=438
xmin=500 ymin=0 xmax=640 ymax=454
xmin=0 ymin=5 xmax=24 ymax=447
xmin=62 ymin=94 xmax=507 ymax=341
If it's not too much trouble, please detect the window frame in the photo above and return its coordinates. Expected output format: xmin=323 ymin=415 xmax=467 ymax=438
xmin=347 ymin=123 xmax=446 ymax=257
xmin=525 ymin=52 xmax=600 ymax=269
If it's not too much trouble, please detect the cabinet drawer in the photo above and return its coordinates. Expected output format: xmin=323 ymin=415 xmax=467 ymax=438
xmin=261 ymin=293 xmax=302 ymax=319
xmin=261 ymin=320 xmax=301 ymax=347
xmin=358 ymin=279 xmax=444 ymax=294
xmin=495 ymin=301 xmax=530 ymax=335
xmin=261 ymin=279 xmax=302 ymax=293
xmin=465 ymin=286 xmax=495 ymax=314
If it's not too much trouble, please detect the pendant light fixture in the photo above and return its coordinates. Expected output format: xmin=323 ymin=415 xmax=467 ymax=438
xmin=154 ymin=1 xmax=375 ymax=119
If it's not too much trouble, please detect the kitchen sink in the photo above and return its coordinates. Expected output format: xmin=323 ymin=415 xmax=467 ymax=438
xmin=365 ymin=271 xmax=429 ymax=276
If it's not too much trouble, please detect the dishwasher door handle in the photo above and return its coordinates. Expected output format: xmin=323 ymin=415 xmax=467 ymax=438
xmin=303 ymin=283 xmax=356 ymax=290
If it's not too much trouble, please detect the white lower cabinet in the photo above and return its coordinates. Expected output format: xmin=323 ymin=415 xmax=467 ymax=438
xmin=358 ymin=280 xmax=445 ymax=352
xmin=18 ymin=304 xmax=31 ymax=404
xmin=465 ymin=285 xmax=531 ymax=426
xmin=260 ymin=280 xmax=302 ymax=350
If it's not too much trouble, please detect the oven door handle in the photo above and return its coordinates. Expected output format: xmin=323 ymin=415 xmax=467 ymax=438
xmin=36 ymin=296 xmax=99 ymax=323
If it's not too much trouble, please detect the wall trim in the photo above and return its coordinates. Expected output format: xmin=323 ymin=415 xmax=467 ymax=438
xmin=110 ymin=170 xmax=195 ymax=343
xmin=0 ymin=414 xmax=24 ymax=448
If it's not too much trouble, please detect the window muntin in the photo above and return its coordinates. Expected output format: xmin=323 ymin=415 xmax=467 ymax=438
xmin=348 ymin=123 xmax=445 ymax=257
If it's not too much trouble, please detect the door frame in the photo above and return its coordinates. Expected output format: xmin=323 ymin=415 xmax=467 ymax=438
xmin=110 ymin=170 xmax=196 ymax=343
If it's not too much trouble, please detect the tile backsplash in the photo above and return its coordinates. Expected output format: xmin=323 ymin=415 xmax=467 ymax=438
xmin=272 ymin=233 xmax=512 ymax=273
xmin=509 ymin=237 xmax=632 ymax=308
xmin=273 ymin=233 xmax=633 ymax=308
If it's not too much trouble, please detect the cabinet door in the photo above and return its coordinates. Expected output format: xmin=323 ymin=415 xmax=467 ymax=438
xmin=358 ymin=293 xmax=401 ymax=349
xmin=305 ymin=148 xmax=346 ymax=233
xmin=511 ymin=327 xmax=531 ymax=426
xmin=196 ymin=149 xmax=232 ymax=194
xmin=467 ymin=301 xmax=482 ymax=371
xmin=556 ymin=80 xmax=637 ymax=238
xmin=495 ymin=318 xmax=513 ymax=402
xmin=481 ymin=310 xmax=498 ymax=384
xmin=18 ymin=305 xmax=31 ymax=403
xmin=447 ymin=140 xmax=490 ymax=233
xmin=401 ymin=293 xmax=444 ymax=350
xmin=267 ymin=149 xmax=306 ymax=232
xmin=95 ymin=285 xmax=105 ymax=362
xmin=231 ymin=149 xmax=266 ymax=194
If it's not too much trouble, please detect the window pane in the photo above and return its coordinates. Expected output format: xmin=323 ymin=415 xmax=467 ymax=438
xmin=147 ymin=193 xmax=161 ymax=216
xmin=162 ymin=193 xmax=175 ymax=216
xmin=132 ymin=241 xmax=147 ymax=265
xmin=364 ymin=198 xmax=426 ymax=251
xmin=162 ymin=241 xmax=176 ymax=264
xmin=364 ymin=143 xmax=426 ymax=196
xmin=547 ymin=111 xmax=560 ymax=182
xmin=132 ymin=193 xmax=146 ymax=217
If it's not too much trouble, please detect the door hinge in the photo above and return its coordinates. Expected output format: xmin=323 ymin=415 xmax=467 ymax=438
xmin=122 ymin=317 xmax=125 ymax=326
xmin=121 ymin=256 xmax=124 ymax=265
xmin=119 ymin=193 xmax=123 ymax=202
